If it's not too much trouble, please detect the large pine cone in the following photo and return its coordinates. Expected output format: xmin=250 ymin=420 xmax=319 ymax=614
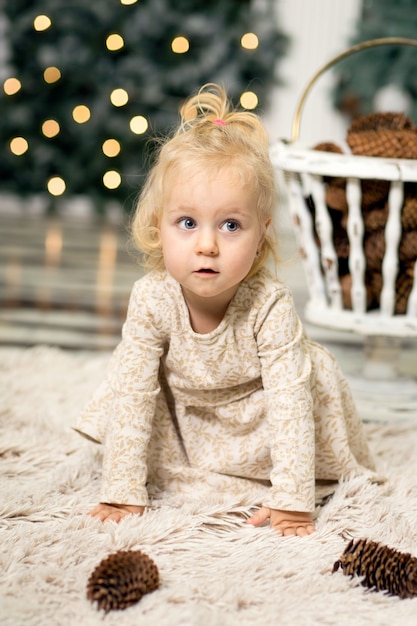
xmin=347 ymin=111 xmax=417 ymax=159
xmin=333 ymin=538 xmax=417 ymax=599
xmin=87 ymin=550 xmax=159 ymax=613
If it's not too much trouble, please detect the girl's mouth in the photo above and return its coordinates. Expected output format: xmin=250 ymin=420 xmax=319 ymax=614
xmin=196 ymin=268 xmax=218 ymax=274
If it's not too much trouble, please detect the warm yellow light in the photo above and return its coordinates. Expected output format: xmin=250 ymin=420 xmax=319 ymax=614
xmin=102 ymin=139 xmax=121 ymax=157
xmin=42 ymin=119 xmax=60 ymax=138
xmin=106 ymin=33 xmax=124 ymax=51
xmin=43 ymin=66 xmax=61 ymax=84
xmin=129 ymin=115 xmax=148 ymax=134
xmin=240 ymin=91 xmax=258 ymax=110
xmin=103 ymin=170 xmax=122 ymax=189
xmin=171 ymin=36 xmax=189 ymax=54
xmin=120 ymin=0 xmax=138 ymax=5
xmin=110 ymin=88 xmax=129 ymax=107
xmin=3 ymin=77 xmax=21 ymax=96
xmin=10 ymin=137 xmax=29 ymax=156
xmin=47 ymin=176 xmax=66 ymax=196
xmin=72 ymin=105 xmax=91 ymax=123
xmin=241 ymin=32 xmax=259 ymax=50
xmin=34 ymin=15 xmax=52 ymax=31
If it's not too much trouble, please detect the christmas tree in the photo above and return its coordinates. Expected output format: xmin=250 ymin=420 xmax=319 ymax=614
xmin=333 ymin=0 xmax=417 ymax=122
xmin=0 ymin=0 xmax=288 ymax=212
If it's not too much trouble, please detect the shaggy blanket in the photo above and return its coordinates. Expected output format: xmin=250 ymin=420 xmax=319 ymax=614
xmin=1 ymin=346 xmax=417 ymax=626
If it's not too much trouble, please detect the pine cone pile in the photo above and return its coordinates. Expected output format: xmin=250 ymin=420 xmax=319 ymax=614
xmin=313 ymin=112 xmax=417 ymax=314
xmin=333 ymin=538 xmax=417 ymax=599
xmin=87 ymin=550 xmax=159 ymax=613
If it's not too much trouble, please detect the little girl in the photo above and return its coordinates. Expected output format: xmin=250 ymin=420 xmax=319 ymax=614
xmin=74 ymin=84 xmax=377 ymax=536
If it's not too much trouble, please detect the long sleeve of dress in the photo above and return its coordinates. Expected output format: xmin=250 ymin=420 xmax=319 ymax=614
xmin=100 ymin=281 xmax=165 ymax=506
xmin=256 ymin=288 xmax=315 ymax=512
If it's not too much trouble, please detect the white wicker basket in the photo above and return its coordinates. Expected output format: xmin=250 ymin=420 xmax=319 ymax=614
xmin=271 ymin=37 xmax=417 ymax=338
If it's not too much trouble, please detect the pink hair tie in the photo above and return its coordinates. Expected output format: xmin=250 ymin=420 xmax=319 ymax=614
xmin=213 ymin=119 xmax=226 ymax=126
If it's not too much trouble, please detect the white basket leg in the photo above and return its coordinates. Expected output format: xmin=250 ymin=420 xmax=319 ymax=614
xmin=346 ymin=177 xmax=367 ymax=314
xmin=381 ymin=179 xmax=403 ymax=315
xmin=309 ymin=174 xmax=342 ymax=310
xmin=287 ymin=175 xmax=327 ymax=307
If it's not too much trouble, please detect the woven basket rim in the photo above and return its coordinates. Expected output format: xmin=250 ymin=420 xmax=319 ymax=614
xmin=271 ymin=141 xmax=417 ymax=182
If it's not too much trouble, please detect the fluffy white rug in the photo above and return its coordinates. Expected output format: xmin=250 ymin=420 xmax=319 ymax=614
xmin=2 ymin=345 xmax=417 ymax=626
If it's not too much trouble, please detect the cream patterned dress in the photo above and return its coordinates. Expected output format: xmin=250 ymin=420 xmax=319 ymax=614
xmin=74 ymin=268 xmax=377 ymax=512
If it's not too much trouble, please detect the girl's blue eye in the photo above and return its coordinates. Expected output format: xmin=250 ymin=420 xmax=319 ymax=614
xmin=222 ymin=220 xmax=240 ymax=232
xmin=178 ymin=217 xmax=196 ymax=230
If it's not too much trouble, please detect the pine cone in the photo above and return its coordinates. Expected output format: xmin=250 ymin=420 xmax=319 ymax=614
xmin=87 ymin=550 xmax=159 ymax=613
xmin=347 ymin=112 xmax=417 ymax=159
xmin=395 ymin=264 xmax=415 ymax=314
xmin=399 ymin=231 xmax=417 ymax=264
xmin=348 ymin=112 xmax=415 ymax=133
xmin=402 ymin=196 xmax=417 ymax=231
xmin=360 ymin=179 xmax=390 ymax=209
xmin=364 ymin=229 xmax=385 ymax=273
xmin=313 ymin=141 xmax=345 ymax=154
xmin=333 ymin=538 xmax=417 ymax=599
xmin=362 ymin=205 xmax=388 ymax=232
xmin=326 ymin=178 xmax=348 ymax=212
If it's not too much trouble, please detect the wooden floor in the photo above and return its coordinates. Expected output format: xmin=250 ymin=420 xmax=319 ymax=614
xmin=0 ymin=213 xmax=144 ymax=350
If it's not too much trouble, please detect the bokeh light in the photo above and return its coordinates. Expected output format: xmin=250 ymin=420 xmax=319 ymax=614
xmin=130 ymin=115 xmax=148 ymax=134
xmin=72 ymin=105 xmax=91 ymax=123
xmin=103 ymin=170 xmax=122 ymax=189
xmin=10 ymin=137 xmax=29 ymax=156
xmin=240 ymin=91 xmax=258 ymax=110
xmin=171 ymin=36 xmax=190 ymax=54
xmin=120 ymin=0 xmax=138 ymax=4
xmin=241 ymin=32 xmax=259 ymax=50
xmin=106 ymin=34 xmax=124 ymax=51
xmin=34 ymin=15 xmax=52 ymax=31
xmin=3 ymin=78 xmax=21 ymax=96
xmin=43 ymin=66 xmax=61 ymax=84
xmin=102 ymin=139 xmax=121 ymax=157
xmin=47 ymin=176 xmax=66 ymax=196
xmin=42 ymin=119 xmax=60 ymax=138
xmin=110 ymin=88 xmax=129 ymax=107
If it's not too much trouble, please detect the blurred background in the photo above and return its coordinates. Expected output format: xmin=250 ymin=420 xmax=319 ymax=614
xmin=1 ymin=0 xmax=416 ymax=351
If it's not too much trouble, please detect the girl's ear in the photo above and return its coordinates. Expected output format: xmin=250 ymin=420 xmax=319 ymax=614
xmin=258 ymin=216 xmax=272 ymax=250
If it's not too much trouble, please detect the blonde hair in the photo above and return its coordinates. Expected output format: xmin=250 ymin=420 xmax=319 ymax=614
xmin=131 ymin=83 xmax=279 ymax=277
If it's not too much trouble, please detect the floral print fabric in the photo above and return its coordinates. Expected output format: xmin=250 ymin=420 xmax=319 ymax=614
xmin=73 ymin=269 xmax=377 ymax=511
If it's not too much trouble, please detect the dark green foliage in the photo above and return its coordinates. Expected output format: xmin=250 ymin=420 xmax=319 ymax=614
xmin=0 ymin=0 xmax=288 ymax=210
xmin=333 ymin=0 xmax=417 ymax=122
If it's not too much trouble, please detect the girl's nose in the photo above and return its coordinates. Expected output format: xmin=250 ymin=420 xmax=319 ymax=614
xmin=195 ymin=228 xmax=219 ymax=256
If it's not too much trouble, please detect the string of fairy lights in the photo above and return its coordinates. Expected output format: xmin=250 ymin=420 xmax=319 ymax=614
xmin=3 ymin=0 xmax=261 ymax=199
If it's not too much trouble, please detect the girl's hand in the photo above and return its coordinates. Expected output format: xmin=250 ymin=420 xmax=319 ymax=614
xmin=88 ymin=503 xmax=145 ymax=523
xmin=246 ymin=506 xmax=315 ymax=536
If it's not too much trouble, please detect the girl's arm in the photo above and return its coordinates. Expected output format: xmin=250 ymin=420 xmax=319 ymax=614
xmin=98 ymin=278 xmax=165 ymax=510
xmin=256 ymin=287 xmax=316 ymax=518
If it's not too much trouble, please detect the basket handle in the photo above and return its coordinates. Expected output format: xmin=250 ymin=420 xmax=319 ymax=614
xmin=291 ymin=36 xmax=417 ymax=141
